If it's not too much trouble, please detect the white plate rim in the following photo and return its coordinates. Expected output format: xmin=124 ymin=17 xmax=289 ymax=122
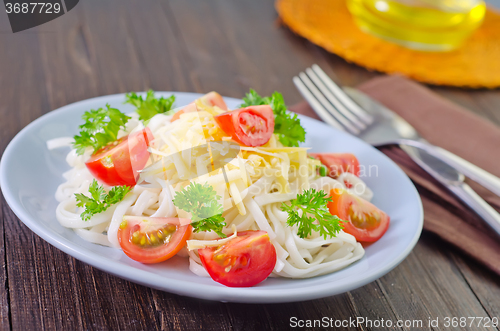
xmin=0 ymin=92 xmax=424 ymax=303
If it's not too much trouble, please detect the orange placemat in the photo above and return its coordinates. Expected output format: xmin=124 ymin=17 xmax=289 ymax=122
xmin=276 ymin=0 xmax=500 ymax=88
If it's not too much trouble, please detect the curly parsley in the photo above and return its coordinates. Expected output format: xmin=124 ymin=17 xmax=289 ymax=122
xmin=172 ymin=182 xmax=227 ymax=237
xmin=125 ymin=90 xmax=175 ymax=122
xmin=281 ymin=189 xmax=343 ymax=239
xmin=241 ymin=89 xmax=306 ymax=147
xmin=73 ymin=104 xmax=131 ymax=155
xmin=75 ymin=180 xmax=131 ymax=221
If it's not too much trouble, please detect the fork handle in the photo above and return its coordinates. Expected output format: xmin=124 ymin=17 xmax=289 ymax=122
xmin=401 ymin=139 xmax=500 ymax=197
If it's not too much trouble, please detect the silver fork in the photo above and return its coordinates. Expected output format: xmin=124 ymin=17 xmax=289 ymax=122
xmin=293 ymin=64 xmax=500 ymax=235
xmin=293 ymin=64 xmax=500 ymax=197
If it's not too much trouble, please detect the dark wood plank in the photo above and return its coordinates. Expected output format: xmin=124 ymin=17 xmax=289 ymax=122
xmin=0 ymin=1 xmax=160 ymax=330
xmin=79 ymin=0 xmax=148 ymax=95
xmin=0 ymin=28 xmax=53 ymax=330
xmin=73 ymin=262 xmax=159 ymax=331
xmin=451 ymin=251 xmax=500 ymax=321
xmin=376 ymin=234 xmax=494 ymax=331
xmin=162 ymin=0 xmax=250 ymax=98
xmin=37 ymin=7 xmax=100 ymax=109
xmin=124 ymin=0 xmax=197 ymax=93
xmin=321 ymin=51 xmax=381 ymax=88
xmin=2 ymin=0 xmax=500 ymax=330
xmin=165 ymin=0 xmax=355 ymax=102
xmin=0 ymin=198 xmax=11 ymax=331
xmin=149 ymin=292 xmax=233 ymax=331
xmin=22 ymin=236 xmax=85 ymax=330
xmin=4 ymin=213 xmax=45 ymax=331
xmin=0 ymin=10 xmax=12 ymax=322
xmin=256 ymin=295 xmax=366 ymax=331
xmin=0 ymin=25 xmax=97 ymax=324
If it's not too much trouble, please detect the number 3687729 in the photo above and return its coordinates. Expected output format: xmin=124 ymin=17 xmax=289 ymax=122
xmin=5 ymin=2 xmax=61 ymax=14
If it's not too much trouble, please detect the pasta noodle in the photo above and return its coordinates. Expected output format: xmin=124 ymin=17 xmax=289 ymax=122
xmin=50 ymin=98 xmax=375 ymax=279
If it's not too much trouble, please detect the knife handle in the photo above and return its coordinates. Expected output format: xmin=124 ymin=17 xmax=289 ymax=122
xmin=448 ymin=183 xmax=500 ymax=236
xmin=402 ymin=140 xmax=500 ymax=197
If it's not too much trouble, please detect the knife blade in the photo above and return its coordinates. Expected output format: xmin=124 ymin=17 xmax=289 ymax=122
xmin=400 ymin=144 xmax=500 ymax=236
xmin=344 ymin=87 xmax=500 ymax=198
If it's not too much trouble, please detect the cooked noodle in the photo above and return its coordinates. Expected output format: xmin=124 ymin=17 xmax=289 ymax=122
xmin=50 ymin=99 xmax=372 ymax=279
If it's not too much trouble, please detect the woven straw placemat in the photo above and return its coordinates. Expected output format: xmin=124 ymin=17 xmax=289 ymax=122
xmin=276 ymin=0 xmax=500 ymax=88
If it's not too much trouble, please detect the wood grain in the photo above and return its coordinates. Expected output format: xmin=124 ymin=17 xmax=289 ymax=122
xmin=377 ymin=234 xmax=493 ymax=330
xmin=80 ymin=0 xmax=148 ymax=95
xmin=0 ymin=198 xmax=10 ymax=331
xmin=125 ymin=0 xmax=196 ymax=93
xmin=0 ymin=27 xmax=50 ymax=331
xmin=0 ymin=10 xmax=12 ymax=323
xmin=1 ymin=0 xmax=500 ymax=330
xmin=37 ymin=8 xmax=100 ymax=109
xmin=451 ymin=252 xmax=500 ymax=321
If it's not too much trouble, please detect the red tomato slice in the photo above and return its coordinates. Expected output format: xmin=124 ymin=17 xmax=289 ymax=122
xmin=214 ymin=105 xmax=274 ymax=147
xmin=198 ymin=230 xmax=277 ymax=287
xmin=198 ymin=91 xmax=228 ymax=110
xmin=118 ymin=216 xmax=192 ymax=264
xmin=85 ymin=128 xmax=153 ymax=187
xmin=309 ymin=153 xmax=360 ymax=178
xmin=171 ymin=92 xmax=228 ymax=122
xmin=328 ymin=188 xmax=390 ymax=242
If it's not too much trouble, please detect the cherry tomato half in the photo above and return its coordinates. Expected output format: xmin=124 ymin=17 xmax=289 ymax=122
xmin=328 ymin=188 xmax=390 ymax=242
xmin=309 ymin=153 xmax=360 ymax=179
xmin=198 ymin=230 xmax=277 ymax=287
xmin=171 ymin=91 xmax=228 ymax=122
xmin=197 ymin=91 xmax=228 ymax=110
xmin=85 ymin=128 xmax=153 ymax=187
xmin=214 ymin=105 xmax=274 ymax=147
xmin=118 ymin=216 xmax=192 ymax=264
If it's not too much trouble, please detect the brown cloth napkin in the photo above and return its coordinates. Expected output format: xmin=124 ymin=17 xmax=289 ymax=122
xmin=290 ymin=75 xmax=500 ymax=276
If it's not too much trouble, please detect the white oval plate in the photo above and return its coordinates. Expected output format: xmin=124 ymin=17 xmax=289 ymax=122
xmin=0 ymin=92 xmax=423 ymax=303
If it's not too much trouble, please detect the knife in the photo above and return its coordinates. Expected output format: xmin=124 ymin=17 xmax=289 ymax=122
xmin=400 ymin=144 xmax=500 ymax=236
xmin=344 ymin=87 xmax=500 ymax=198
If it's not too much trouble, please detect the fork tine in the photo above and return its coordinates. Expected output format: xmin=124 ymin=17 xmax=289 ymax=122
xmin=297 ymin=72 xmax=361 ymax=135
xmin=292 ymin=76 xmax=345 ymax=132
xmin=311 ymin=64 xmax=373 ymax=125
xmin=305 ymin=68 xmax=366 ymax=131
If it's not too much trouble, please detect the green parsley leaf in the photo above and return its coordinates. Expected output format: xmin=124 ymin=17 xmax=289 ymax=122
xmin=240 ymin=89 xmax=268 ymax=107
xmin=75 ymin=179 xmax=131 ymax=221
xmin=172 ymin=182 xmax=227 ymax=237
xmin=240 ymin=89 xmax=306 ymax=147
xmin=281 ymin=188 xmax=343 ymax=239
xmin=125 ymin=90 xmax=175 ymax=122
xmin=73 ymin=104 xmax=131 ymax=155
xmin=191 ymin=214 xmax=226 ymax=238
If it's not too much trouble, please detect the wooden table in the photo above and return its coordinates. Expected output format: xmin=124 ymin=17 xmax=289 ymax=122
xmin=1 ymin=1 xmax=499 ymax=330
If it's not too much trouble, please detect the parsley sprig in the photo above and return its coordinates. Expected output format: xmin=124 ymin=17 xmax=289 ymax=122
xmin=241 ymin=89 xmax=306 ymax=147
xmin=73 ymin=105 xmax=131 ymax=155
xmin=173 ymin=182 xmax=227 ymax=237
xmin=281 ymin=189 xmax=343 ymax=239
xmin=75 ymin=179 xmax=131 ymax=221
xmin=125 ymin=90 xmax=175 ymax=122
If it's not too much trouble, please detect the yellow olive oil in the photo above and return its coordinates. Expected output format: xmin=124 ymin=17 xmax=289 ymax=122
xmin=346 ymin=0 xmax=486 ymax=51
